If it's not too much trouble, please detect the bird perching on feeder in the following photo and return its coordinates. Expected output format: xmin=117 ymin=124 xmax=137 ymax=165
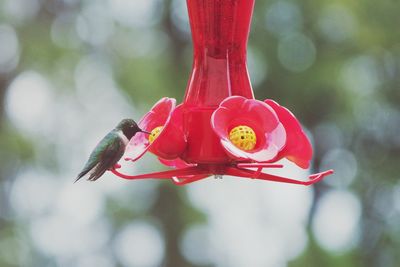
xmin=96 ymin=0 xmax=333 ymax=185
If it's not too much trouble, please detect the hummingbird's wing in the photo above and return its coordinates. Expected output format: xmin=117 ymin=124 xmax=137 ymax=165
xmin=76 ymin=131 xmax=125 ymax=182
xmin=87 ymin=136 xmax=125 ymax=181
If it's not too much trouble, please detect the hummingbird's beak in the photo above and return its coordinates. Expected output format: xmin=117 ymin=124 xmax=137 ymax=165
xmin=140 ymin=129 xmax=151 ymax=134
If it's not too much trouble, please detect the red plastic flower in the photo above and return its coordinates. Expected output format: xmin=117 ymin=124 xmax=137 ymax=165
xmin=125 ymin=97 xmax=186 ymax=162
xmin=264 ymin=100 xmax=312 ymax=169
xmin=211 ymin=96 xmax=313 ymax=168
xmin=211 ymin=96 xmax=286 ymax=162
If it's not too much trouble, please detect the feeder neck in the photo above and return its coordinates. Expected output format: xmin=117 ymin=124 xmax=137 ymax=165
xmin=183 ymin=0 xmax=255 ymax=107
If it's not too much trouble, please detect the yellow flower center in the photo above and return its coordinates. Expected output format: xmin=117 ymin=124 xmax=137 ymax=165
xmin=148 ymin=126 xmax=163 ymax=144
xmin=229 ymin=125 xmax=257 ymax=151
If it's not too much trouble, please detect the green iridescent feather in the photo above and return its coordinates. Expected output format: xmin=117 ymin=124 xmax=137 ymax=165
xmin=76 ymin=131 xmax=125 ymax=182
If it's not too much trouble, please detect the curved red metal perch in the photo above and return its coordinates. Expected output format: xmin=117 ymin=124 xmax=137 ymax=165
xmin=226 ymin=167 xmax=333 ymax=186
xmin=111 ymin=163 xmax=333 ymax=186
xmin=111 ymin=166 xmax=202 ymax=180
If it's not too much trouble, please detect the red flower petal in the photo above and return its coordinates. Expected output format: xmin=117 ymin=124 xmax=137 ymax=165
xmin=126 ymin=98 xmax=186 ymax=161
xmin=150 ymin=104 xmax=187 ymax=159
xmin=264 ymin=99 xmax=312 ymax=169
xmin=211 ymin=96 xmax=286 ymax=162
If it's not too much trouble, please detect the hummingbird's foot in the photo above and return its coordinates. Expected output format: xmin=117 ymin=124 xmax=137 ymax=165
xmin=111 ymin=163 xmax=122 ymax=170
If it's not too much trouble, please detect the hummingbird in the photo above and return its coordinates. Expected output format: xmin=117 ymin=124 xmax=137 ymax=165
xmin=75 ymin=119 xmax=149 ymax=182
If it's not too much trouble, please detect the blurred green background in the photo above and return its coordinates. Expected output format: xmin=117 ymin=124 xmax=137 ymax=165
xmin=1 ymin=0 xmax=400 ymax=266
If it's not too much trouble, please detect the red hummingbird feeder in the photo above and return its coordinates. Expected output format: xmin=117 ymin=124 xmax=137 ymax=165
xmin=111 ymin=0 xmax=333 ymax=185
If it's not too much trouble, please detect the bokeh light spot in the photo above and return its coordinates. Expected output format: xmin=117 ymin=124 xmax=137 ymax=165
xmin=317 ymin=4 xmax=357 ymax=43
xmin=109 ymin=0 xmax=160 ymax=29
xmin=10 ymin=169 xmax=60 ymax=218
xmin=113 ymin=222 xmax=165 ymax=267
xmin=180 ymin=224 xmax=213 ymax=266
xmin=320 ymin=149 xmax=358 ymax=188
xmin=56 ymin=183 xmax=105 ymax=226
xmin=278 ymin=33 xmax=316 ymax=72
xmin=340 ymin=55 xmax=380 ymax=95
xmin=30 ymin=216 xmax=111 ymax=258
xmin=171 ymin=0 xmax=191 ymax=36
xmin=5 ymin=71 xmax=54 ymax=135
xmin=3 ymin=0 xmax=40 ymax=23
xmin=76 ymin=3 xmax=113 ymax=45
xmin=0 ymin=24 xmax=19 ymax=73
xmin=248 ymin=47 xmax=268 ymax=87
xmin=51 ymin=13 xmax=80 ymax=49
xmin=312 ymin=190 xmax=361 ymax=253
xmin=265 ymin=1 xmax=303 ymax=36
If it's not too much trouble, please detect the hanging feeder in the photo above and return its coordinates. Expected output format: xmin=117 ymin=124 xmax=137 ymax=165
xmin=111 ymin=0 xmax=333 ymax=185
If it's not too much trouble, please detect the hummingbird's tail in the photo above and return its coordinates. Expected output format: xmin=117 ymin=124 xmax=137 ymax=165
xmin=74 ymin=172 xmax=86 ymax=183
xmin=75 ymin=163 xmax=108 ymax=183
xmin=74 ymin=166 xmax=92 ymax=183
